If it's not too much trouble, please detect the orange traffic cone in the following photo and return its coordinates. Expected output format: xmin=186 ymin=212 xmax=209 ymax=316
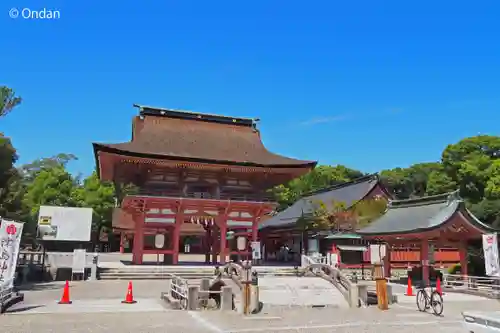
xmin=405 ymin=276 xmax=414 ymax=296
xmin=436 ymin=277 xmax=443 ymax=295
xmin=121 ymin=281 xmax=137 ymax=304
xmin=58 ymin=280 xmax=72 ymax=304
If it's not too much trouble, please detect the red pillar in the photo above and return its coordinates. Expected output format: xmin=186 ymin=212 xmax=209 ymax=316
xmin=211 ymin=229 xmax=217 ymax=264
xmin=132 ymin=213 xmax=145 ymax=265
xmin=383 ymin=244 xmax=391 ymax=278
xmin=252 ymin=219 xmax=258 ymax=242
xmin=458 ymin=242 xmax=468 ymax=276
xmin=420 ymin=239 xmax=429 ymax=286
xmin=172 ymin=209 xmax=183 ymax=265
xmin=119 ymin=233 xmax=125 ymax=254
xmin=219 ymin=216 xmax=227 ymax=265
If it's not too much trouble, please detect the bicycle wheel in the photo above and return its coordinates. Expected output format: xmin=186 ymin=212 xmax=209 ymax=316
xmin=430 ymin=291 xmax=443 ymax=316
xmin=416 ymin=289 xmax=427 ymax=312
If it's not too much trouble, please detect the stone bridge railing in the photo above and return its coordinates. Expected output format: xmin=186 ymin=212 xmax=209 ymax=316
xmin=301 ymin=255 xmax=360 ymax=307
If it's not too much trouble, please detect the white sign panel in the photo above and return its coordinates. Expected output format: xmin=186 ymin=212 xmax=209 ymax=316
xmin=0 ymin=219 xmax=24 ymax=287
xmin=72 ymin=249 xmax=86 ymax=274
xmin=483 ymin=233 xmax=500 ymax=277
xmin=38 ymin=206 xmax=93 ymax=242
xmin=370 ymin=244 xmax=386 ymax=264
xmin=251 ymin=241 xmax=261 ymax=260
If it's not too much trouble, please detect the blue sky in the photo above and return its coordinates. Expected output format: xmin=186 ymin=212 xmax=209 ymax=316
xmin=1 ymin=1 xmax=499 ymax=177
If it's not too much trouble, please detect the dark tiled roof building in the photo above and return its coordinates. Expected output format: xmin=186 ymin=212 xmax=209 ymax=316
xmin=260 ymin=174 xmax=390 ymax=230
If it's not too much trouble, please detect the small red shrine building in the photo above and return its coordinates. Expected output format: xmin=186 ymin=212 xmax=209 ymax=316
xmin=93 ymin=104 xmax=316 ymax=265
xmin=357 ymin=191 xmax=497 ymax=280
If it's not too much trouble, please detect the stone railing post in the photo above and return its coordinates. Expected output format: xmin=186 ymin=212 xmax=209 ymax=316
xmin=220 ymin=286 xmax=233 ymax=311
xmin=187 ymin=285 xmax=200 ymax=310
xmin=358 ymin=284 xmax=368 ymax=306
xmin=348 ymin=283 xmax=359 ymax=307
xmin=199 ymin=278 xmax=210 ymax=307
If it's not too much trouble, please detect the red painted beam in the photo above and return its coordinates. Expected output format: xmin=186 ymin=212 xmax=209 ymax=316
xmin=142 ymin=249 xmax=175 ymax=255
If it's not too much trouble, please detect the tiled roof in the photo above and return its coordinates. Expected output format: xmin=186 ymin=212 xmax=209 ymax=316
xmin=259 ymin=174 xmax=383 ymax=229
xmin=94 ymin=105 xmax=316 ymax=168
xmin=357 ymin=191 xmax=496 ymax=235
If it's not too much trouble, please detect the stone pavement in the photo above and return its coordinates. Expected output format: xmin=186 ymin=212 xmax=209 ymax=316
xmin=258 ymin=276 xmax=348 ymax=308
xmin=3 ymin=279 xmax=498 ymax=332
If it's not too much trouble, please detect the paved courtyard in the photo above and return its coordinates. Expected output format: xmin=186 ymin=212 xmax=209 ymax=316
xmin=3 ymin=280 xmax=498 ymax=332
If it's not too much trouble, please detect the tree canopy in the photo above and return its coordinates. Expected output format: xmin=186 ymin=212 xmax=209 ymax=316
xmin=0 ymin=86 xmax=22 ymax=118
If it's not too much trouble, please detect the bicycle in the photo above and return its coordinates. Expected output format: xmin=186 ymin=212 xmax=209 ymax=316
xmin=416 ymin=284 xmax=443 ymax=316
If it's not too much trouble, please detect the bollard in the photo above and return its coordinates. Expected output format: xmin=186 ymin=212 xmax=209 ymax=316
xmin=220 ymin=286 xmax=233 ymax=311
xmin=89 ymin=254 xmax=98 ymax=280
xmin=187 ymin=285 xmax=200 ymax=310
xmin=250 ymin=271 xmax=260 ymax=313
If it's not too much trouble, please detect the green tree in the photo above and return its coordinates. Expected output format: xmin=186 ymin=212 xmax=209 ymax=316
xmin=19 ymin=153 xmax=77 ymax=184
xmin=425 ymin=168 xmax=457 ymax=196
xmin=272 ymin=165 xmax=364 ymax=210
xmin=72 ymin=172 xmax=116 ymax=241
xmin=0 ymin=135 xmax=17 ymax=190
xmin=22 ymin=165 xmax=79 ymax=222
xmin=485 ymin=159 xmax=500 ymax=199
xmin=0 ymin=86 xmax=22 ymax=118
xmin=442 ymin=135 xmax=500 ymax=202
xmin=0 ymin=169 xmax=27 ymax=220
xmin=380 ymin=162 xmax=445 ymax=199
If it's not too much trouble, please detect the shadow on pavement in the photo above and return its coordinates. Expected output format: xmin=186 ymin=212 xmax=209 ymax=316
xmin=17 ymin=282 xmax=63 ymax=292
xmin=5 ymin=305 xmax=45 ymax=314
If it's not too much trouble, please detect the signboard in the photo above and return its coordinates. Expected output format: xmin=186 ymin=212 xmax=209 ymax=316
xmin=370 ymin=244 xmax=386 ymax=264
xmin=0 ymin=219 xmax=24 ymax=286
xmin=237 ymin=236 xmax=247 ymax=251
xmin=38 ymin=206 xmax=92 ymax=241
xmin=483 ymin=233 xmax=500 ymax=277
xmin=154 ymin=234 xmax=165 ymax=248
xmin=72 ymin=249 xmax=86 ymax=275
xmin=251 ymin=241 xmax=261 ymax=260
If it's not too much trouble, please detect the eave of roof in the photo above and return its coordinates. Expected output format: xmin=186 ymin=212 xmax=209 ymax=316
xmin=357 ymin=191 xmax=497 ymax=236
xmin=93 ymin=143 xmax=317 ymax=170
xmin=259 ymin=174 xmax=384 ymax=230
